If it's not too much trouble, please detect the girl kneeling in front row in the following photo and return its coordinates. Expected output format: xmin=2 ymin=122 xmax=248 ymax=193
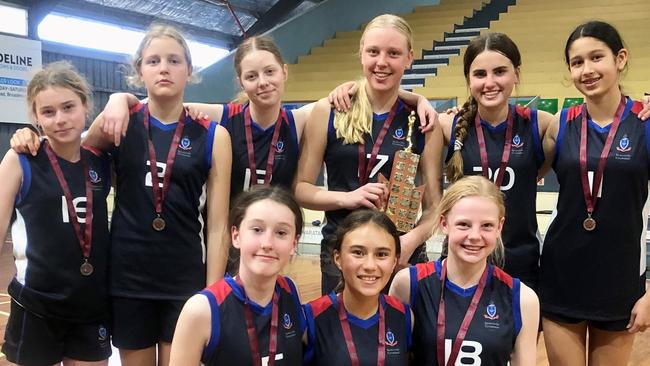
xmin=170 ymin=185 xmax=305 ymax=365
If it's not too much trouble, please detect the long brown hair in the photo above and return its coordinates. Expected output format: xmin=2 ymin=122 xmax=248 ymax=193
xmin=233 ymin=36 xmax=286 ymax=104
xmin=446 ymin=33 xmax=521 ymax=183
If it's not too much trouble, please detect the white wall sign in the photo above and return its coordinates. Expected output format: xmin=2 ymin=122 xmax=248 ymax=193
xmin=0 ymin=34 xmax=42 ymax=124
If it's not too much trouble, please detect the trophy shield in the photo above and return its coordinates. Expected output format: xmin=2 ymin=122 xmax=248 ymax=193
xmin=381 ymin=111 xmax=424 ymax=233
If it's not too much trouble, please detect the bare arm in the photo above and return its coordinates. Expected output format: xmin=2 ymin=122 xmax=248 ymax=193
xmin=510 ymin=283 xmax=540 ymax=366
xmin=289 ymin=102 xmax=316 ymax=141
xmin=389 ymin=267 xmax=412 ymax=305
xmin=293 ymin=98 xmax=385 ymax=211
xmin=87 ymin=93 xmax=141 ymax=148
xmin=205 ymin=126 xmax=232 ymax=285
xmin=10 ymin=128 xmax=40 ymax=156
xmin=398 ymin=125 xmax=443 ymax=265
xmin=293 ymin=98 xmax=343 ymax=210
xmin=627 ymin=281 xmax=650 ymax=333
xmin=169 ymin=294 xmax=212 ymax=366
xmin=538 ymin=111 xmax=560 ymax=180
xmin=184 ymin=103 xmax=225 ymax=123
xmin=0 ymin=150 xmax=23 ymax=250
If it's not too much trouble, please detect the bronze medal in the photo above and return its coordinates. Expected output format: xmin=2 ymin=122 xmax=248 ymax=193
xmin=583 ymin=216 xmax=596 ymax=231
xmin=80 ymin=260 xmax=94 ymax=276
xmin=152 ymin=216 xmax=166 ymax=231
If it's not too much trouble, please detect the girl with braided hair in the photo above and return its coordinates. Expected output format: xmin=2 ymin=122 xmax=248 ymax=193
xmin=433 ymin=32 xmax=555 ymax=294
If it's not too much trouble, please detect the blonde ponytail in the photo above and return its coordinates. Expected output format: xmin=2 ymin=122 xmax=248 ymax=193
xmin=333 ymin=79 xmax=374 ymax=145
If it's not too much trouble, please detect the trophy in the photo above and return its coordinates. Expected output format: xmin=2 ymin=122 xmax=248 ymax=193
xmin=378 ymin=111 xmax=425 ymax=233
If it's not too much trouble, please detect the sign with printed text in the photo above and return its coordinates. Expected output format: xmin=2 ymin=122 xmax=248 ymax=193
xmin=0 ymin=34 xmax=42 ymax=124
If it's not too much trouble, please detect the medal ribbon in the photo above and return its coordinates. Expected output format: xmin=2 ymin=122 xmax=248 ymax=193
xmin=436 ymin=259 xmax=488 ymax=366
xmin=358 ymin=100 xmax=401 ymax=186
xmin=474 ymin=106 xmax=514 ymax=188
xmin=337 ymin=294 xmax=386 ymax=366
xmin=244 ymin=106 xmax=286 ymax=186
xmin=579 ymin=96 xmax=626 ymax=218
xmin=143 ymin=105 xmax=186 ymax=219
xmin=235 ymin=276 xmax=280 ymax=366
xmin=44 ymin=141 xmax=93 ymax=260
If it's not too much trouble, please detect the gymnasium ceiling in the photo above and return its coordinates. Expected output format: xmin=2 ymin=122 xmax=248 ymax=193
xmin=12 ymin=0 xmax=326 ymax=49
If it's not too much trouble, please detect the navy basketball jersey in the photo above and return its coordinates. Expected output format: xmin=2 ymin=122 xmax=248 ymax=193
xmin=447 ymin=105 xmax=544 ymax=282
xmin=322 ymin=99 xmax=425 ymax=239
xmin=110 ymin=102 xmax=217 ymax=299
xmin=221 ymin=103 xmax=299 ymax=201
xmin=410 ymin=260 xmax=521 ymax=366
xmin=541 ymin=98 xmax=648 ymax=320
xmin=304 ymin=293 xmax=411 ymax=366
xmin=10 ymin=145 xmax=111 ymax=322
xmin=200 ymin=275 xmax=305 ymax=366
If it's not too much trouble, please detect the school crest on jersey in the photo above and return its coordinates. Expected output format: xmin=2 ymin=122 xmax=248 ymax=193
xmin=178 ymin=136 xmax=193 ymax=157
xmin=276 ymin=140 xmax=285 ymax=154
xmin=484 ymin=302 xmax=499 ymax=320
xmin=179 ymin=136 xmax=192 ymax=151
xmin=616 ymin=135 xmax=632 ymax=153
xmin=385 ymin=330 xmax=398 ymax=347
xmin=393 ymin=128 xmax=406 ymax=141
xmin=512 ymin=134 xmax=524 ymax=149
xmin=282 ymin=313 xmax=293 ymax=330
xmin=614 ymin=134 xmax=632 ymax=161
xmin=88 ymin=169 xmax=101 ymax=184
xmin=483 ymin=301 xmax=501 ymax=329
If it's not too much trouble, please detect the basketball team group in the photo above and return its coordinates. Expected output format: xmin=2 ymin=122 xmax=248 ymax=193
xmin=0 ymin=10 xmax=649 ymax=366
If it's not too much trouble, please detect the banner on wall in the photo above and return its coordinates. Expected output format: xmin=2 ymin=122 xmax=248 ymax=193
xmin=0 ymin=34 xmax=42 ymax=124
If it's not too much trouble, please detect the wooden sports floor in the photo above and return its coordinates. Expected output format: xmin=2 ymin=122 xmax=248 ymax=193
xmin=0 ymin=241 xmax=647 ymax=365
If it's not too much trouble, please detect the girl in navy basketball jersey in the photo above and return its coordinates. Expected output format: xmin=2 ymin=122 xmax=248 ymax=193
xmin=169 ymin=185 xmax=305 ymax=366
xmin=540 ymin=21 xmax=650 ymax=365
xmin=95 ymin=35 xmax=436 ymax=274
xmin=9 ymin=24 xmax=232 ymax=366
xmin=304 ymin=209 xmax=413 ymax=366
xmin=294 ymin=14 xmax=441 ymax=295
xmin=390 ymin=176 xmax=539 ymax=366
xmin=98 ymin=25 xmax=231 ymax=366
xmin=0 ymin=61 xmax=112 ymax=365
xmin=99 ymin=36 xmax=437 ymax=201
xmin=432 ymin=33 xmax=555 ymax=293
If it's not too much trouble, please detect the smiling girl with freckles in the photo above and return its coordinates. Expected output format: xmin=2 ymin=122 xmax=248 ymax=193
xmin=390 ymin=176 xmax=539 ymax=366
xmin=304 ymin=209 xmax=413 ymax=366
